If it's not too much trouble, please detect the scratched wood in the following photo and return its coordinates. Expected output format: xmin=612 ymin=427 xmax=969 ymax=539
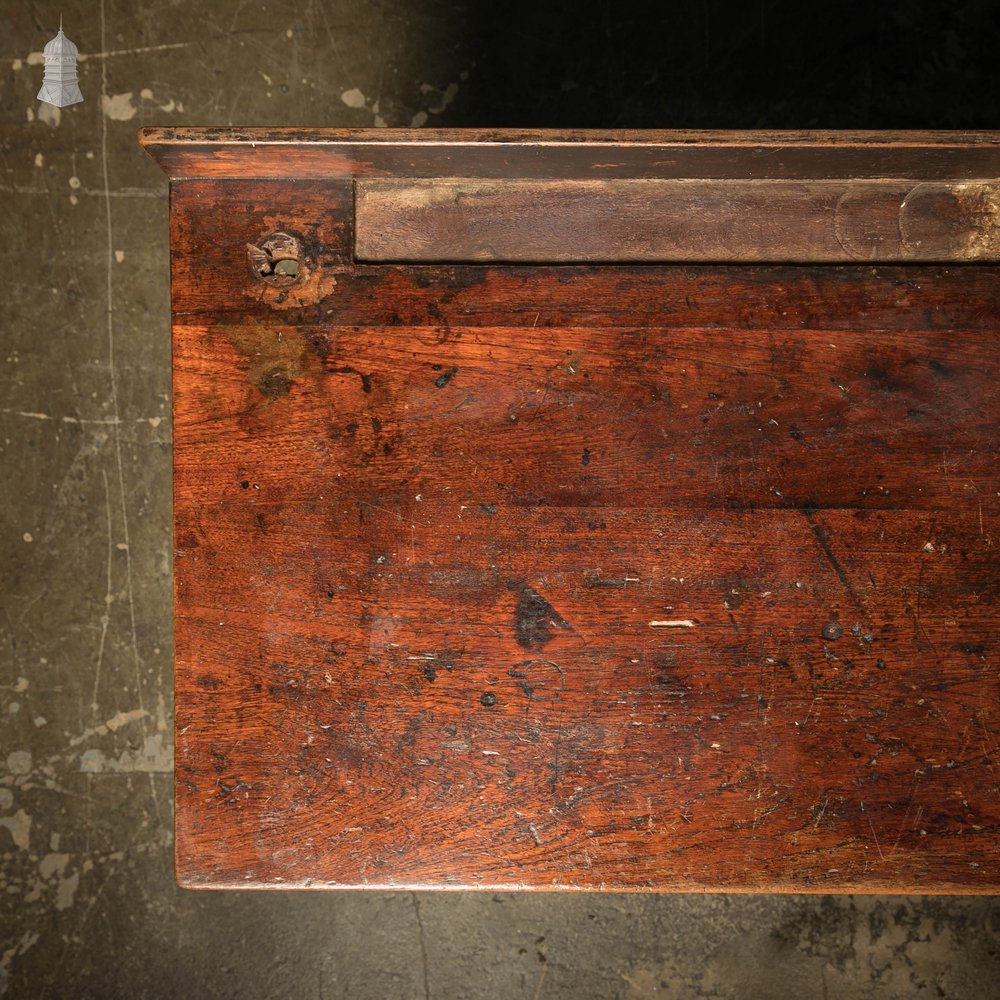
xmin=145 ymin=132 xmax=1000 ymax=891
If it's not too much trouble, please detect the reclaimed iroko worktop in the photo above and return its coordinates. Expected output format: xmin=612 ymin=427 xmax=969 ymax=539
xmin=141 ymin=129 xmax=1000 ymax=891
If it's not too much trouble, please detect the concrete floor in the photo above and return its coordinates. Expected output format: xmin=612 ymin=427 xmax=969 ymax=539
xmin=2 ymin=2 xmax=999 ymax=997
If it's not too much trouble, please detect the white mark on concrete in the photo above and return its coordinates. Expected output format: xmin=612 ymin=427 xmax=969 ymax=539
xmin=79 ymin=734 xmax=172 ymax=773
xmin=37 ymin=102 xmax=61 ymax=127
xmin=1 ymin=930 xmax=40 ymax=991
xmin=77 ymin=41 xmax=193 ymax=61
xmin=70 ymin=708 xmax=148 ymax=746
xmin=13 ymin=677 xmax=28 ymax=693
xmin=22 ymin=532 xmax=32 ymax=543
xmin=30 ymin=854 xmax=80 ymax=911
xmin=0 ymin=789 xmax=12 ymax=810
xmin=69 ymin=708 xmax=149 ymax=747
xmin=27 ymin=51 xmax=46 ymax=66
xmin=149 ymin=93 xmax=182 ymax=113
xmin=101 ymin=0 xmax=147 ymax=738
xmin=648 ymin=619 xmax=696 ymax=628
xmin=8 ymin=702 xmax=18 ymax=714
xmin=341 ymin=87 xmax=366 ymax=109
xmin=114 ymin=250 xmax=125 ymax=263
xmin=0 ymin=809 xmax=32 ymax=850
xmin=409 ymin=77 xmax=464 ymax=127
xmin=93 ymin=469 xmax=112 ymax=712
xmin=80 ymin=749 xmax=104 ymax=772
xmin=0 ymin=408 xmax=166 ymax=427
xmin=33 ymin=716 xmax=47 ymax=728
xmin=6 ymin=751 xmax=32 ymax=775
xmin=101 ymin=91 xmax=136 ymax=120
xmin=38 ymin=852 xmax=68 ymax=880
xmin=68 ymin=176 xmax=81 ymax=189
xmin=423 ymin=80 xmax=459 ymax=115
xmin=55 ymin=869 xmax=80 ymax=910
xmin=34 ymin=153 xmax=43 ymax=168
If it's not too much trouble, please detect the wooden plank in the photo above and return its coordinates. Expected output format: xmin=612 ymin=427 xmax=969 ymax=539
xmin=140 ymin=128 xmax=1000 ymax=181
xmin=355 ymin=178 xmax=1000 ymax=263
xmin=171 ymin=321 xmax=997 ymax=512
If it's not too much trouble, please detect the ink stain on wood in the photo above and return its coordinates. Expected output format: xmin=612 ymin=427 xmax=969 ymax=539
xmin=329 ymin=365 xmax=373 ymax=393
xmin=434 ymin=366 xmax=458 ymax=388
xmin=508 ymin=581 xmax=573 ymax=649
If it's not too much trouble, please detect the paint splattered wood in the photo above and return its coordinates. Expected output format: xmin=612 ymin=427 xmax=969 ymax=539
xmin=145 ymin=131 xmax=1000 ymax=891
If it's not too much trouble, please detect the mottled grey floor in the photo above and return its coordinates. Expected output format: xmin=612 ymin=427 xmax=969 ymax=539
xmin=2 ymin=2 xmax=999 ymax=998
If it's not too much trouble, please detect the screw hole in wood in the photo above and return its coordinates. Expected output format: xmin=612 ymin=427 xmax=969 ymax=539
xmin=247 ymin=232 xmax=304 ymax=286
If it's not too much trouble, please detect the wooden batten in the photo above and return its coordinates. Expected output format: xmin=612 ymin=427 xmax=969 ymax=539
xmin=355 ymin=178 xmax=1000 ymax=263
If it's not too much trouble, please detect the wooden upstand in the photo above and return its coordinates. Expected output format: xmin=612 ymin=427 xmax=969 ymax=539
xmin=142 ymin=129 xmax=1000 ymax=891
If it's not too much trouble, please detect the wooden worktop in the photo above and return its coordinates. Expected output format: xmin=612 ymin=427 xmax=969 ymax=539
xmin=143 ymin=129 xmax=1000 ymax=892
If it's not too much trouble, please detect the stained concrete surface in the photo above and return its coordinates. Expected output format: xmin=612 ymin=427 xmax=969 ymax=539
xmin=2 ymin=1 xmax=1000 ymax=997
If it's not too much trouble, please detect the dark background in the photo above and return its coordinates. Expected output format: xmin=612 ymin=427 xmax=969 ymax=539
xmin=462 ymin=1 xmax=998 ymax=128
xmin=2 ymin=1 xmax=999 ymax=997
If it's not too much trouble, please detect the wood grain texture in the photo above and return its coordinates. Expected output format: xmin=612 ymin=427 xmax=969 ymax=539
xmin=158 ymin=138 xmax=1000 ymax=892
xmin=355 ymin=178 xmax=1000 ymax=263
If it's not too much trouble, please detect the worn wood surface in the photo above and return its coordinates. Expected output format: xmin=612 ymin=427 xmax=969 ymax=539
xmin=153 ymin=133 xmax=1000 ymax=892
xmin=356 ymin=178 xmax=1000 ymax=263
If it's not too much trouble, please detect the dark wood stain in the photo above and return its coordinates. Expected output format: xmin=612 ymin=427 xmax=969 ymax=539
xmin=508 ymin=581 xmax=573 ymax=650
xmin=147 ymin=129 xmax=1000 ymax=893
